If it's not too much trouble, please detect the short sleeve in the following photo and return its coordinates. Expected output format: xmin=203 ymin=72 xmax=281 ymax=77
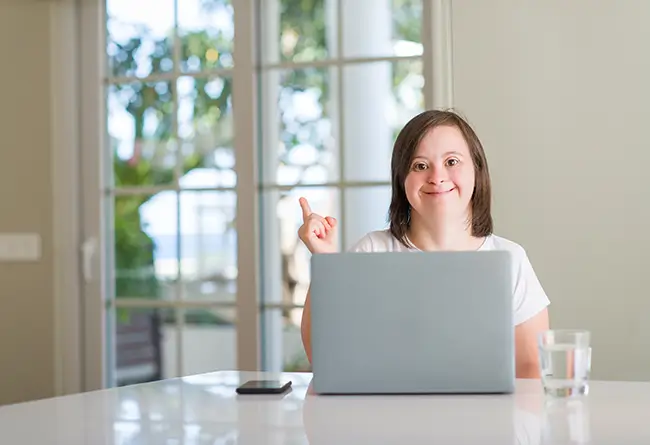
xmin=512 ymin=246 xmax=550 ymax=325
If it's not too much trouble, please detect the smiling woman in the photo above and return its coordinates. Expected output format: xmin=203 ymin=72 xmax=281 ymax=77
xmin=298 ymin=109 xmax=550 ymax=378
xmin=388 ymin=110 xmax=492 ymax=250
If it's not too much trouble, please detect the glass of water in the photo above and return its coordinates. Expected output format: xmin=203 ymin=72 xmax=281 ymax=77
xmin=538 ymin=330 xmax=591 ymax=398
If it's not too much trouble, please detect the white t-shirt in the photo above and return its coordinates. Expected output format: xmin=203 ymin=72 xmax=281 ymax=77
xmin=348 ymin=229 xmax=550 ymax=326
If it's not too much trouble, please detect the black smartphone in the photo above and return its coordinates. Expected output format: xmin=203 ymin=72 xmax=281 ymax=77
xmin=235 ymin=379 xmax=292 ymax=395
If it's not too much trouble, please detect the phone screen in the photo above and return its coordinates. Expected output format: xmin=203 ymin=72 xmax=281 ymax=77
xmin=243 ymin=380 xmax=287 ymax=388
xmin=236 ymin=379 xmax=292 ymax=394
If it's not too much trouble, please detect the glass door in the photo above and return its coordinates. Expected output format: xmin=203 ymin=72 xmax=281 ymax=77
xmin=256 ymin=0 xmax=426 ymax=372
xmin=79 ymin=0 xmax=445 ymax=387
xmin=82 ymin=0 xmax=259 ymax=387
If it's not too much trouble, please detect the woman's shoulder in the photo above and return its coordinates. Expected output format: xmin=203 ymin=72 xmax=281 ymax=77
xmin=483 ymin=233 xmax=525 ymax=251
xmin=347 ymin=229 xmax=411 ymax=252
xmin=482 ymin=234 xmax=528 ymax=259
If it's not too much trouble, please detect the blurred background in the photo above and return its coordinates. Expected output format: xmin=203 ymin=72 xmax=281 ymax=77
xmin=1 ymin=0 xmax=650 ymax=406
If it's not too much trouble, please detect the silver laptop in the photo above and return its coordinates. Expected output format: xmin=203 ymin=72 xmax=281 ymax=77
xmin=309 ymin=250 xmax=514 ymax=394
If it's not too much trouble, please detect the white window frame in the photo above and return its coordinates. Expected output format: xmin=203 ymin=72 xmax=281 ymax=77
xmin=50 ymin=0 xmax=83 ymax=396
xmin=51 ymin=0 xmax=454 ymax=393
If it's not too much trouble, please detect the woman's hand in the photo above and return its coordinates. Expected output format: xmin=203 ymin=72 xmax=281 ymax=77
xmin=297 ymin=197 xmax=338 ymax=254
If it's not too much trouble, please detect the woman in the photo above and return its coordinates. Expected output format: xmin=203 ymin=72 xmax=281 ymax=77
xmin=297 ymin=109 xmax=550 ymax=378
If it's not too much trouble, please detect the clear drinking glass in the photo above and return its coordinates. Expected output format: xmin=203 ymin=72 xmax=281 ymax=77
xmin=538 ymin=330 xmax=591 ymax=397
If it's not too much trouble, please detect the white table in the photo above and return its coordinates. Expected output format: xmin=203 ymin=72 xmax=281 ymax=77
xmin=1 ymin=371 xmax=649 ymax=444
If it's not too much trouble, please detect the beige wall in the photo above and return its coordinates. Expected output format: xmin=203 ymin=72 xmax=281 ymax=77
xmin=0 ymin=2 xmax=55 ymax=404
xmin=452 ymin=0 xmax=650 ymax=381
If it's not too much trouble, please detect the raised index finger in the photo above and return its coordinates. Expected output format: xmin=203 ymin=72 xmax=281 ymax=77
xmin=299 ymin=197 xmax=312 ymax=221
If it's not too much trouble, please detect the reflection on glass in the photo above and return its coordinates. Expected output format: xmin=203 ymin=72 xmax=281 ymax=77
xmin=114 ymin=308 xmax=175 ymax=386
xmin=541 ymin=398 xmax=591 ymax=445
xmin=261 ymin=0 xmax=336 ymax=64
xmin=114 ymin=194 xmax=178 ymax=300
xmin=179 ymin=190 xmax=237 ymax=302
xmin=342 ymin=0 xmax=422 ymax=58
xmin=261 ymin=308 xmax=310 ymax=373
xmin=302 ymin=390 xmax=518 ymax=444
xmin=106 ymin=0 xmax=175 ymax=78
xmin=261 ymin=67 xmax=338 ymax=186
xmin=260 ymin=187 xmax=340 ymax=309
xmin=343 ymin=186 xmax=391 ymax=250
xmin=179 ymin=0 xmax=234 ymax=71
xmin=342 ymin=59 xmax=424 ymax=182
xmin=177 ymin=75 xmax=235 ymax=187
xmin=108 ymin=82 xmax=177 ymax=187
xmin=113 ymin=372 xmax=239 ymax=442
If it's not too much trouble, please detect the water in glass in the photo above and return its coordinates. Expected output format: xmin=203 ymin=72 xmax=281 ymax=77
xmin=538 ymin=330 xmax=591 ymax=398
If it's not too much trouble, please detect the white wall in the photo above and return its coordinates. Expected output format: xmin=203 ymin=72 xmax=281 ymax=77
xmin=451 ymin=0 xmax=650 ymax=381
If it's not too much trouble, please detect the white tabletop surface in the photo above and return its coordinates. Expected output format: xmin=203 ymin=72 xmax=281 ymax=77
xmin=1 ymin=371 xmax=649 ymax=444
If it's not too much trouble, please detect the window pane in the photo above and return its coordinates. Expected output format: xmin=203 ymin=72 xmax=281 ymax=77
xmin=343 ymin=186 xmax=391 ymax=251
xmin=342 ymin=0 xmax=422 ymax=58
xmin=179 ymin=0 xmax=234 ymax=72
xmin=260 ymin=187 xmax=340 ymax=310
xmin=177 ymin=75 xmax=235 ymax=187
xmin=261 ymin=67 xmax=338 ymax=186
xmin=261 ymin=0 xmax=336 ymax=64
xmin=179 ymin=190 xmax=237 ymax=302
xmin=261 ymin=308 xmax=310 ymax=373
xmin=114 ymin=194 xmax=178 ymax=300
xmin=108 ymin=82 xmax=177 ymax=187
xmin=114 ymin=308 xmax=175 ymax=386
xmin=342 ymin=59 xmax=424 ymax=182
xmin=181 ymin=308 xmax=237 ymax=375
xmin=106 ymin=0 xmax=175 ymax=78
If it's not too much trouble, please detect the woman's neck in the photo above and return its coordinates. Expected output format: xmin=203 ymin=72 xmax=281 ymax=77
xmin=407 ymin=214 xmax=484 ymax=251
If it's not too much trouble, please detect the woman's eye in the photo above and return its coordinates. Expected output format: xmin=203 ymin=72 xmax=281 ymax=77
xmin=413 ymin=162 xmax=427 ymax=171
xmin=446 ymin=158 xmax=459 ymax=166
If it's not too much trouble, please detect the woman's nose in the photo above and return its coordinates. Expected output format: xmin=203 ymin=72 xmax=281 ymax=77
xmin=427 ymin=165 xmax=447 ymax=184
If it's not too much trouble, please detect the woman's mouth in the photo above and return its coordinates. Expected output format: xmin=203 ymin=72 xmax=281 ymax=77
xmin=423 ymin=188 xmax=455 ymax=196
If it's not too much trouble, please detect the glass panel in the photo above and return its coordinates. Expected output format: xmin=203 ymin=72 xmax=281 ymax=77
xmin=261 ymin=67 xmax=338 ymax=186
xmin=179 ymin=190 xmax=237 ymax=302
xmin=181 ymin=308 xmax=237 ymax=376
xmin=261 ymin=308 xmax=310 ymax=373
xmin=260 ymin=187 xmax=340 ymax=311
xmin=179 ymin=0 xmax=235 ymax=72
xmin=342 ymin=59 xmax=424 ymax=182
xmin=343 ymin=186 xmax=391 ymax=251
xmin=114 ymin=193 xmax=179 ymax=300
xmin=341 ymin=0 xmax=422 ymax=58
xmin=114 ymin=307 xmax=175 ymax=386
xmin=261 ymin=0 xmax=336 ymax=65
xmin=177 ymin=75 xmax=236 ymax=188
xmin=106 ymin=0 xmax=175 ymax=78
xmin=108 ymin=82 xmax=177 ymax=187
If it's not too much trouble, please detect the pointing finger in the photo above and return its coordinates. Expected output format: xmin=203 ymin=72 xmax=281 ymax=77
xmin=299 ymin=197 xmax=312 ymax=221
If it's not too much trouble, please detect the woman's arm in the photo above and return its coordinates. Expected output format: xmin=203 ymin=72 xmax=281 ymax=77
xmin=300 ymin=286 xmax=313 ymax=364
xmin=514 ymin=308 xmax=549 ymax=378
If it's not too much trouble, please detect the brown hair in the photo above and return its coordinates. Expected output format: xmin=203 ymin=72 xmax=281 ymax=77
xmin=388 ymin=109 xmax=493 ymax=247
